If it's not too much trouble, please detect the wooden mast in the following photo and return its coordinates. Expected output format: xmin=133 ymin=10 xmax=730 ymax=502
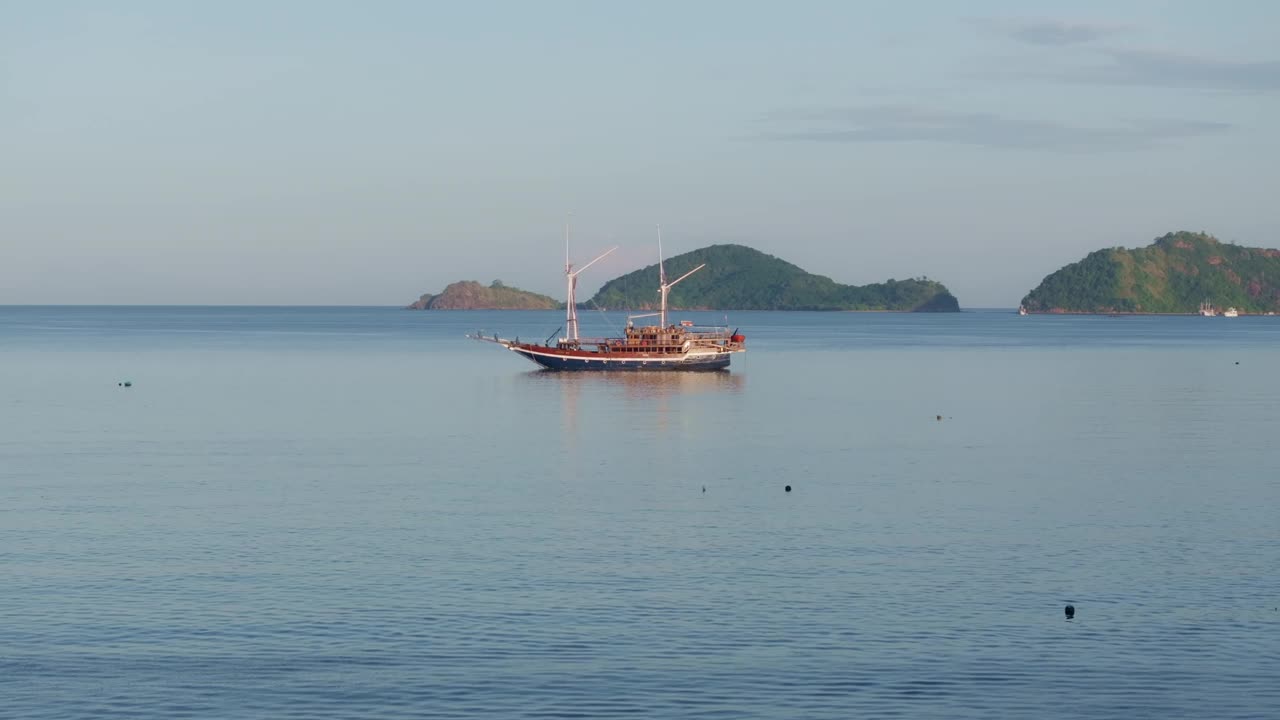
xmin=563 ymin=219 xmax=616 ymax=342
xmin=656 ymin=225 xmax=704 ymax=328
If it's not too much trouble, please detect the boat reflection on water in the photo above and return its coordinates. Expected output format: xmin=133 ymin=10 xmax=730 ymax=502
xmin=519 ymin=370 xmax=746 ymax=441
xmin=520 ymin=369 xmax=745 ymax=398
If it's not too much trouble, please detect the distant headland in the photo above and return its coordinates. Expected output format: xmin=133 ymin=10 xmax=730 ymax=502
xmin=408 ymin=243 xmax=960 ymax=312
xmin=588 ymin=244 xmax=958 ymax=312
xmin=1021 ymin=231 xmax=1280 ymax=315
xmin=407 ymin=280 xmax=560 ymax=310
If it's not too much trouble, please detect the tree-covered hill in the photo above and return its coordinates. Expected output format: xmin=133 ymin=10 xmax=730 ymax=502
xmin=1021 ymin=231 xmax=1280 ymax=314
xmin=586 ymin=244 xmax=959 ymax=312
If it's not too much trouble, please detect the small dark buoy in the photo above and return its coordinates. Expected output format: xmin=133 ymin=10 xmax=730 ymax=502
xmin=1235 ymin=361 xmax=1240 ymax=365
xmin=936 ymin=415 xmax=942 ymax=421
xmin=701 ymin=485 xmax=706 ymax=493
xmin=123 ymin=381 xmax=132 ymax=388
xmin=785 ymin=485 xmax=792 ymax=493
xmin=1065 ymin=604 xmax=1075 ymax=619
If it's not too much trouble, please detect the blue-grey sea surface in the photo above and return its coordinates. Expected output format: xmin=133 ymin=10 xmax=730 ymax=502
xmin=2 ymin=306 xmax=1278 ymax=719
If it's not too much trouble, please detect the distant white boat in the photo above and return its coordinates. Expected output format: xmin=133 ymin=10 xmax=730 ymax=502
xmin=1199 ymin=300 xmax=1216 ymax=317
xmin=1018 ymin=305 xmax=1028 ymax=316
xmin=1222 ymin=307 xmax=1239 ymax=318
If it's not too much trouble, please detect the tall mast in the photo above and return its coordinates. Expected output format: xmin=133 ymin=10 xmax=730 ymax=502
xmin=656 ymin=225 xmax=704 ymax=328
xmin=563 ymin=232 xmax=617 ymax=342
xmin=565 ymin=217 xmax=576 ymax=340
xmin=657 ymin=225 xmax=667 ymax=327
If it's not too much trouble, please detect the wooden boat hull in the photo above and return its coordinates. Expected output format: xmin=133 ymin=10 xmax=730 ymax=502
xmin=508 ymin=344 xmax=732 ymax=371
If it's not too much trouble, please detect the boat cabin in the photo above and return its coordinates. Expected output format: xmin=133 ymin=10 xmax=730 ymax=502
xmin=557 ymin=322 xmax=744 ymax=355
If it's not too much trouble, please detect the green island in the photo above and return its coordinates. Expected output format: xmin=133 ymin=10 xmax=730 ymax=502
xmin=408 ymin=280 xmax=560 ymax=310
xmin=587 ymin=244 xmax=959 ymax=312
xmin=409 ymin=243 xmax=959 ymax=311
xmin=1021 ymin=231 xmax=1280 ymax=314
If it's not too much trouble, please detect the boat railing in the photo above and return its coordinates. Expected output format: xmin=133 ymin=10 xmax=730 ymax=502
xmin=624 ymin=325 xmax=732 ymax=334
xmin=567 ymin=336 xmax=619 ymax=346
xmin=467 ymin=331 xmax=511 ymax=345
xmin=565 ymin=335 xmax=735 ymax=349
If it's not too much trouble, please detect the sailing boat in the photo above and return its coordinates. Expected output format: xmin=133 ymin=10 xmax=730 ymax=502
xmin=1199 ymin=300 xmax=1216 ymax=317
xmin=470 ymin=226 xmax=745 ymax=371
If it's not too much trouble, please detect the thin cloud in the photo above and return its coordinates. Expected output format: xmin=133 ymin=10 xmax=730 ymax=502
xmin=974 ymin=17 xmax=1129 ymax=46
xmin=972 ymin=18 xmax=1280 ymax=93
xmin=1063 ymin=49 xmax=1280 ymax=93
xmin=764 ymin=105 xmax=1230 ymax=152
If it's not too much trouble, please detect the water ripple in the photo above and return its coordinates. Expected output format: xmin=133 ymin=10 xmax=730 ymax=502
xmin=4 ymin=309 xmax=1280 ymax=718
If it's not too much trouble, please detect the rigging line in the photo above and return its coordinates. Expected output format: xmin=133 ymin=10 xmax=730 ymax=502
xmin=589 ymin=298 xmax=624 ymax=337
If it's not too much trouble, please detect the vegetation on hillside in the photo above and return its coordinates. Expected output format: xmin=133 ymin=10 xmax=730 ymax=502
xmin=408 ymin=280 xmax=561 ymax=310
xmin=586 ymin=244 xmax=959 ymax=312
xmin=1021 ymin=231 xmax=1280 ymax=313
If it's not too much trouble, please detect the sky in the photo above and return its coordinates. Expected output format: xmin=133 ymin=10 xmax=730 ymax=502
xmin=3 ymin=1 xmax=1279 ymax=307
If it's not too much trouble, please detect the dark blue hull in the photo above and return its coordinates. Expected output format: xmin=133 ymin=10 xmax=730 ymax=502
xmin=510 ymin=346 xmax=732 ymax=371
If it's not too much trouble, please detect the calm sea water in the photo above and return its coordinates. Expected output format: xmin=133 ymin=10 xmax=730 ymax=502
xmin=3 ymin=306 xmax=1279 ymax=719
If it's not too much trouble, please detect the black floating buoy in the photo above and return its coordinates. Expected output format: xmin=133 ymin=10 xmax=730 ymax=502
xmin=1235 ymin=361 xmax=1240 ymax=365
xmin=123 ymin=381 xmax=132 ymax=388
xmin=936 ymin=415 xmax=943 ymax=421
xmin=785 ymin=485 xmax=792 ymax=493
xmin=1065 ymin=604 xmax=1075 ymax=619
xmin=701 ymin=485 xmax=706 ymax=493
